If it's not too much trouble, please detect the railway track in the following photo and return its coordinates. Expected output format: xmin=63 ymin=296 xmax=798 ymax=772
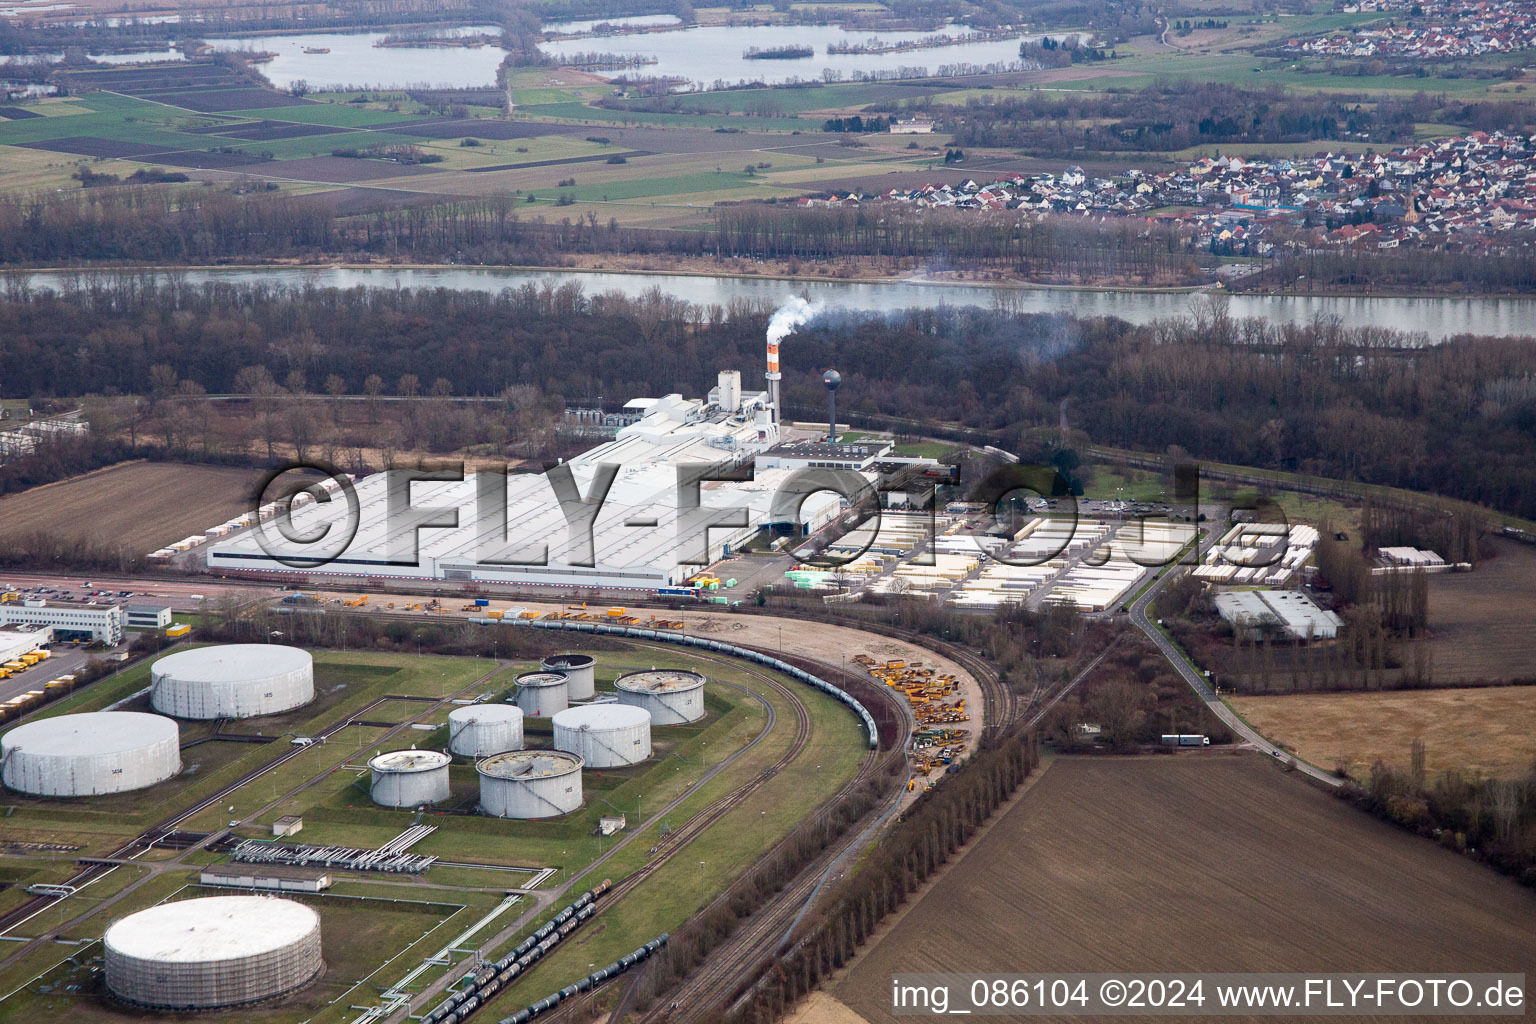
xmin=394 ymin=645 xmax=826 ymax=1023
xmin=0 ymin=680 xmax=499 ymax=942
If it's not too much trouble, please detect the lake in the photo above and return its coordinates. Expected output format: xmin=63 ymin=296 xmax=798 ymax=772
xmin=9 ymin=267 xmax=1532 ymax=340
xmin=537 ymin=22 xmax=1039 ymax=89
xmin=204 ymin=26 xmax=510 ymax=91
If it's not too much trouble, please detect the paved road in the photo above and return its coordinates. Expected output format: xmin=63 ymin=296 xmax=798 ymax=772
xmin=1126 ymin=541 xmax=1342 ymax=790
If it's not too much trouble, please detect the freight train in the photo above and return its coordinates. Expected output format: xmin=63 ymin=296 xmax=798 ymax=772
xmin=419 ymin=879 xmax=614 ymax=1024
xmin=496 ymin=935 xmax=669 ymax=1024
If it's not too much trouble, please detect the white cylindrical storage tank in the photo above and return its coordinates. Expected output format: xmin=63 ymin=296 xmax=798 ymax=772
xmin=553 ymin=705 xmax=650 ymax=768
xmin=477 ymin=750 xmax=583 ymax=819
xmin=104 ymin=895 xmax=322 ymax=1010
xmin=540 ymin=654 xmax=595 ymax=700
xmin=615 ymin=669 xmax=706 ymax=725
xmin=515 ymin=671 xmax=569 ymax=717
xmin=150 ymin=645 xmax=313 ymax=720
xmin=2 ymin=712 xmax=180 ymax=797
xmin=369 ymin=749 xmax=451 ymax=808
xmin=448 ymin=704 xmax=524 ymax=758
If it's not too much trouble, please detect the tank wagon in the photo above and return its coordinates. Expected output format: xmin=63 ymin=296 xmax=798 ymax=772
xmin=539 ymin=654 xmax=595 ymax=700
xmin=448 ymin=704 xmax=524 ymax=758
xmin=477 ymin=750 xmax=583 ymax=819
xmin=467 ymin=618 xmax=881 ymax=748
xmin=552 ymin=704 xmax=650 ymax=768
xmin=614 ymin=669 xmax=705 ymax=724
xmin=2 ymin=711 xmax=180 ymax=797
xmin=417 ymin=880 xmax=616 ymax=1024
xmin=369 ymin=749 xmax=451 ymax=808
xmin=103 ymin=895 xmax=322 ymax=1010
xmin=151 ymin=644 xmax=313 ymax=720
xmin=514 ymin=672 xmax=568 ymax=717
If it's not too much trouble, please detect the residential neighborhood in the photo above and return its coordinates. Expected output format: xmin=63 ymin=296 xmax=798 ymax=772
xmin=1286 ymin=0 xmax=1536 ymax=59
xmin=799 ymin=130 xmax=1536 ymax=255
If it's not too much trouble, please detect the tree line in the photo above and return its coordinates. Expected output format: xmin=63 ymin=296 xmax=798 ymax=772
xmin=5 ymin=284 xmax=1536 ymax=521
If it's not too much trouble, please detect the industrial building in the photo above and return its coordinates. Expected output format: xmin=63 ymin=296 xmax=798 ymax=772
xmin=1 ymin=711 xmax=180 ymax=796
xmin=103 ymin=896 xmax=323 ymax=1010
xmin=202 ymin=368 xmax=855 ymax=591
xmin=541 ymin=653 xmax=596 ymax=700
xmin=0 ymin=600 xmax=123 ymax=645
xmin=478 ymin=750 xmax=584 ymax=819
xmin=125 ymin=605 xmax=173 ymax=630
xmin=1214 ymin=589 xmax=1344 ymax=640
xmin=0 ymin=622 xmax=50 ymax=666
xmin=198 ymin=864 xmax=332 ymax=893
xmin=448 ymin=704 xmax=525 ymax=758
xmin=515 ymin=671 xmax=569 ymax=717
xmin=615 ymin=669 xmax=706 ymax=725
xmin=554 ymin=705 xmax=651 ymax=768
xmin=150 ymin=645 xmax=314 ymax=720
xmin=369 ymin=749 xmax=452 ymax=808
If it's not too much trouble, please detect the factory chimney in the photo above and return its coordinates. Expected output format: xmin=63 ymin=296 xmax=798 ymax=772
xmin=765 ymin=298 xmax=815 ymax=426
xmin=822 ymin=369 xmax=841 ymax=443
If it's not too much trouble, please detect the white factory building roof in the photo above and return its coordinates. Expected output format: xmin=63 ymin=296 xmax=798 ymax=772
xmin=1214 ymin=589 xmax=1343 ymax=640
xmin=205 ymin=372 xmax=853 ymax=590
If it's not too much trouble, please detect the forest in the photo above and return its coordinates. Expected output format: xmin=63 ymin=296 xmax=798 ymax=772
xmin=945 ymin=82 xmax=1536 ymax=153
xmin=3 ymin=281 xmax=1536 ymax=522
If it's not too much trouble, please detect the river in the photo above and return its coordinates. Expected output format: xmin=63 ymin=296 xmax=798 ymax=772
xmin=10 ymin=267 xmax=1533 ymax=339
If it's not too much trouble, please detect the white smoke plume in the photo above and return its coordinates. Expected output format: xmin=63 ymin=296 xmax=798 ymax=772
xmin=767 ymin=296 xmax=820 ymax=346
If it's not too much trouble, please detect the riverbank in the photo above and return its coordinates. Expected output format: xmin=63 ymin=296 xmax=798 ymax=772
xmin=6 ymin=256 xmax=1536 ymax=301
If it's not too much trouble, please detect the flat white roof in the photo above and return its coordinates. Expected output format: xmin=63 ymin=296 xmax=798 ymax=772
xmin=104 ymin=896 xmax=318 ymax=962
xmin=152 ymin=644 xmax=310 ymax=682
xmin=2 ymin=712 xmax=177 ymax=756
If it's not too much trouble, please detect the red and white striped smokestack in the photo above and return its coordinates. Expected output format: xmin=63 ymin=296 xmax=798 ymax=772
xmin=765 ymin=298 xmax=815 ymax=426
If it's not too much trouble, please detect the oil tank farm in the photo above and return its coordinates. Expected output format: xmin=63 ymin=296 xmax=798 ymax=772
xmin=104 ymin=895 xmax=322 ymax=1010
xmin=478 ymin=750 xmax=583 ymax=819
xmin=540 ymin=654 xmax=596 ymax=700
xmin=515 ymin=671 xmax=569 ymax=717
xmin=615 ymin=669 xmax=706 ymax=725
xmin=448 ymin=704 xmax=524 ymax=758
xmin=553 ymin=705 xmax=651 ymax=768
xmin=369 ymin=749 xmax=451 ymax=808
xmin=150 ymin=645 xmax=314 ymax=720
xmin=1 ymin=711 xmax=180 ymax=796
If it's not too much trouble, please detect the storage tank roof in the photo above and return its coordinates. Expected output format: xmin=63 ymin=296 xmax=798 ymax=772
xmin=541 ymin=654 xmax=595 ymax=669
xmin=616 ymin=669 xmax=705 ymax=694
xmin=2 ymin=711 xmax=176 ymax=756
xmin=478 ymin=750 xmax=583 ymax=779
xmin=553 ymin=704 xmax=650 ymax=730
xmin=448 ymin=704 xmax=523 ymax=724
xmin=369 ymin=749 xmax=450 ymax=772
xmin=105 ymin=896 xmax=318 ymax=962
xmin=516 ymin=672 xmax=567 ymax=687
xmin=153 ymin=644 xmax=311 ymax=681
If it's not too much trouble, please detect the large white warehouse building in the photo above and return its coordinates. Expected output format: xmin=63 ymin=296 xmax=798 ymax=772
xmin=150 ymin=645 xmax=314 ymax=720
xmin=2 ymin=712 xmax=180 ymax=797
xmin=202 ymin=371 xmax=851 ymax=590
xmin=104 ymin=896 xmax=323 ymax=1010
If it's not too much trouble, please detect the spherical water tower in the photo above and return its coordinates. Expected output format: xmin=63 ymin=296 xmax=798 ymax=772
xmin=553 ymin=704 xmax=651 ymax=768
xmin=104 ymin=895 xmax=323 ymax=1010
xmin=615 ymin=669 xmax=706 ymax=725
xmin=1 ymin=712 xmax=180 ymax=797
